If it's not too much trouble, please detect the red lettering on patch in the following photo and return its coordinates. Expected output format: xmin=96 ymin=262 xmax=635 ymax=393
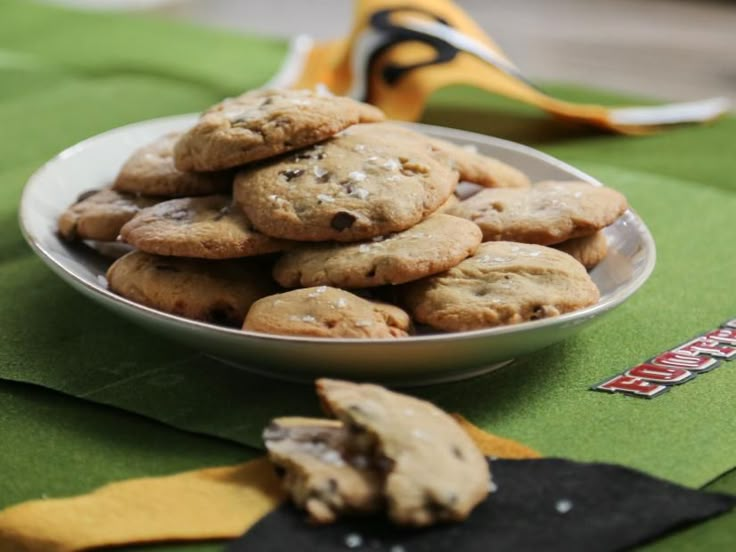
xmin=677 ymin=338 xmax=736 ymax=359
xmin=704 ymin=328 xmax=736 ymax=346
xmin=627 ymin=364 xmax=694 ymax=384
xmin=652 ymin=351 xmax=719 ymax=371
xmin=596 ymin=375 xmax=668 ymax=398
xmin=592 ymin=318 xmax=735 ymax=399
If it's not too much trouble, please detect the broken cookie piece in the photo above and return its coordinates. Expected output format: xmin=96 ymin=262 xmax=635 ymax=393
xmin=316 ymin=379 xmax=491 ymax=526
xmin=263 ymin=417 xmax=383 ymax=523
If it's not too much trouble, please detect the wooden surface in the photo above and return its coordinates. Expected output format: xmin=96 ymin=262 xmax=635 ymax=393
xmin=149 ymin=0 xmax=736 ymax=103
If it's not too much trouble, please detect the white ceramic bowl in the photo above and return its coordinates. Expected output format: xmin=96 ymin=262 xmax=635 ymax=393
xmin=19 ymin=115 xmax=655 ymax=385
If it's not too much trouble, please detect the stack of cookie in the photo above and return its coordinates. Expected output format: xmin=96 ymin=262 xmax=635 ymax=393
xmin=58 ymin=87 xmax=628 ymax=338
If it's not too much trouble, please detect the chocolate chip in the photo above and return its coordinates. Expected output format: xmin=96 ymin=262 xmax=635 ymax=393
xmin=295 ymin=150 xmax=325 ymax=161
xmin=424 ymin=496 xmax=448 ymax=515
xmin=530 ymin=305 xmax=547 ymax=321
xmin=347 ymin=422 xmax=364 ymax=434
xmin=280 ymin=168 xmax=305 ymax=181
xmin=208 ymin=307 xmax=234 ymax=326
xmin=327 ymin=478 xmax=338 ymax=492
xmin=451 ymin=445 xmax=465 ymax=461
xmin=211 ymin=206 xmax=230 ymax=221
xmin=330 ymin=211 xmax=356 ymax=231
xmin=375 ymin=454 xmax=394 ymax=473
xmin=75 ymin=189 xmax=100 ymax=202
xmin=273 ymin=465 xmax=287 ymax=478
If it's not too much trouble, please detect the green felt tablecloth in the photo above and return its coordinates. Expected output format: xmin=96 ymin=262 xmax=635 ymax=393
xmin=0 ymin=1 xmax=735 ymax=550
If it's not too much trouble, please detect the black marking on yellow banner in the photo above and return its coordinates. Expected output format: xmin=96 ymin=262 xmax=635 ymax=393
xmin=359 ymin=7 xmax=540 ymax=101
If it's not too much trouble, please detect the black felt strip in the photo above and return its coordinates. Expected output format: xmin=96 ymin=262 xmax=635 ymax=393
xmin=230 ymin=458 xmax=736 ymax=552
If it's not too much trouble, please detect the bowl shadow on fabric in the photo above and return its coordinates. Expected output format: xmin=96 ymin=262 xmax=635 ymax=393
xmin=421 ymin=105 xmax=601 ymax=145
xmin=417 ymin=339 xmax=578 ymax=423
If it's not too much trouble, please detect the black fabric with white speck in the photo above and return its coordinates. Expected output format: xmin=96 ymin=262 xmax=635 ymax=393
xmin=228 ymin=458 xmax=735 ymax=552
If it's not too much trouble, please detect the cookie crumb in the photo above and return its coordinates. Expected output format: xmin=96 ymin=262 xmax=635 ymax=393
xmin=555 ymin=498 xmax=573 ymax=514
xmin=344 ymin=533 xmax=363 ymax=548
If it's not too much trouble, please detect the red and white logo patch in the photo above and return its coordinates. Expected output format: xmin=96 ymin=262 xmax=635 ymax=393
xmin=592 ymin=318 xmax=735 ymax=399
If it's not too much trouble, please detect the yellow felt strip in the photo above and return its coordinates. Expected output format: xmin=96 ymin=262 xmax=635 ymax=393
xmin=0 ymin=421 xmax=538 ymax=551
xmin=455 ymin=414 xmax=542 ymax=459
xmin=0 ymin=457 xmax=285 ymax=552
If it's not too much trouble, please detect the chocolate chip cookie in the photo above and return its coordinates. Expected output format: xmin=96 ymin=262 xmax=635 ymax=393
xmin=174 ymin=88 xmax=385 ymax=171
xmin=113 ymin=132 xmax=232 ymax=197
xmin=403 ymin=241 xmax=600 ymax=331
xmin=243 ymin=287 xmax=411 ymax=338
xmin=119 ymin=195 xmax=288 ymax=259
xmin=106 ymin=250 xmax=276 ymax=325
xmin=58 ymin=188 xmax=159 ymax=242
xmin=428 ymin=137 xmax=530 ymax=188
xmin=273 ymin=214 xmax=482 ymax=288
xmin=316 ymin=379 xmax=491 ymax=526
xmin=554 ymin=231 xmax=608 ymax=269
xmin=263 ymin=417 xmax=383 ymax=523
xmin=234 ymin=123 xmax=458 ymax=242
xmin=448 ymin=180 xmax=628 ymax=245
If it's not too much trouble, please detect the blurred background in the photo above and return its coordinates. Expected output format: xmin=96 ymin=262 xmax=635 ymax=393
xmin=45 ymin=0 xmax=736 ymax=102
